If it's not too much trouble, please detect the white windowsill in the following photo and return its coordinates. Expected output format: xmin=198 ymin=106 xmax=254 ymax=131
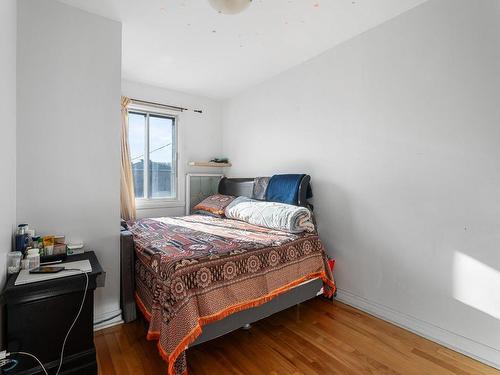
xmin=136 ymin=199 xmax=185 ymax=210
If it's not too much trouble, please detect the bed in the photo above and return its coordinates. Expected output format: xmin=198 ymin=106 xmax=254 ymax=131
xmin=120 ymin=176 xmax=335 ymax=375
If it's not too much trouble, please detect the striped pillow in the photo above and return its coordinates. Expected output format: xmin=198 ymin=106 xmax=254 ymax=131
xmin=193 ymin=194 xmax=236 ymax=217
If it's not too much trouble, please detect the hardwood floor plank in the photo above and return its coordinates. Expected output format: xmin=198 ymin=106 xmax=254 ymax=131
xmin=283 ymin=315 xmax=411 ymax=374
xmin=94 ymin=334 xmax=117 ymax=375
xmin=95 ymin=299 xmax=499 ymax=375
xmin=103 ymin=331 xmax=131 ymax=375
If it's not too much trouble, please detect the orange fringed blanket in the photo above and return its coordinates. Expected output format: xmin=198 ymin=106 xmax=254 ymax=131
xmin=128 ymin=216 xmax=336 ymax=375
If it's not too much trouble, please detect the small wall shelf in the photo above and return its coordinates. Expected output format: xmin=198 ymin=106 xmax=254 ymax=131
xmin=188 ymin=161 xmax=232 ymax=168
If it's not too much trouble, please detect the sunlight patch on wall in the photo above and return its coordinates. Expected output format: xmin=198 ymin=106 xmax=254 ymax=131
xmin=453 ymin=252 xmax=500 ymax=320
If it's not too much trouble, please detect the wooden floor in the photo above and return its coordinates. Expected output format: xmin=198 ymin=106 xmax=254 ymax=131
xmin=95 ymin=298 xmax=498 ymax=375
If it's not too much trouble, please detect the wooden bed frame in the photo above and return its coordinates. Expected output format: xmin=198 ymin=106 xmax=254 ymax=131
xmin=119 ymin=175 xmax=324 ymax=346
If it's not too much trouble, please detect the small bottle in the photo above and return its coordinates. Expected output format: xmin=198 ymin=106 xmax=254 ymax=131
xmin=33 ymin=236 xmax=45 ymax=256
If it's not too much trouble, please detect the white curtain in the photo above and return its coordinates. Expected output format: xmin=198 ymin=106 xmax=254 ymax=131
xmin=120 ymin=96 xmax=136 ymax=221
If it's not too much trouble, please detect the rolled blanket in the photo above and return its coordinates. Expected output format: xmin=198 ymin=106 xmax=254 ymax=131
xmin=225 ymin=196 xmax=315 ymax=233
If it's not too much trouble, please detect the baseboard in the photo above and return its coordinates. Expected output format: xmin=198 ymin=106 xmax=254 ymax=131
xmin=93 ymin=308 xmax=124 ymax=331
xmin=336 ymin=288 xmax=500 ymax=370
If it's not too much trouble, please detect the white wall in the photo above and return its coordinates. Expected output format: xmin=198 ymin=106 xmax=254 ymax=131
xmin=0 ymin=0 xmax=17 ymax=344
xmin=17 ymin=0 xmax=122 ymax=323
xmin=0 ymin=0 xmax=16 ymax=284
xmin=122 ymin=80 xmax=224 ymax=218
xmin=222 ymin=0 xmax=500 ymax=367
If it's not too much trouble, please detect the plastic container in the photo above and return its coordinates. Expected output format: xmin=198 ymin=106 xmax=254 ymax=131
xmin=7 ymin=252 xmax=22 ymax=274
xmin=21 ymin=259 xmax=30 ymax=270
xmin=43 ymin=236 xmax=55 ymax=256
xmin=26 ymin=248 xmax=40 ymax=270
xmin=45 ymin=245 xmax=54 ymax=256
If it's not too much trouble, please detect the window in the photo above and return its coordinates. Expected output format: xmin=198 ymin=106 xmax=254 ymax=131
xmin=128 ymin=108 xmax=178 ymax=202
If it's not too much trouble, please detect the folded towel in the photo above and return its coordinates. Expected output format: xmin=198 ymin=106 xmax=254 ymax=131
xmin=225 ymin=196 xmax=315 ymax=233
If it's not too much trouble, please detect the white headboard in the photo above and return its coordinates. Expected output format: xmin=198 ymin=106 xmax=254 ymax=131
xmin=185 ymin=173 xmax=224 ymax=215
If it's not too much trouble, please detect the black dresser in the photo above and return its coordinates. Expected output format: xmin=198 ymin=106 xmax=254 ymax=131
xmin=2 ymin=252 xmax=104 ymax=375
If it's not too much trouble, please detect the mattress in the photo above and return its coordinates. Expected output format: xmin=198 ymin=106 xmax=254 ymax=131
xmin=127 ymin=215 xmax=335 ymax=375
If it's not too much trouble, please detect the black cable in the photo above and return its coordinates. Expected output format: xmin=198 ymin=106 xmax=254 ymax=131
xmin=93 ymin=312 xmax=122 ymax=326
xmin=1 ymin=358 xmax=18 ymax=372
xmin=6 ymin=353 xmax=47 ymax=375
xmin=54 ymin=269 xmax=88 ymax=375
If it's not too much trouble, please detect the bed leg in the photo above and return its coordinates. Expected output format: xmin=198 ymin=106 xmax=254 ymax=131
xmin=241 ymin=323 xmax=252 ymax=330
xmin=296 ymin=303 xmax=301 ymax=322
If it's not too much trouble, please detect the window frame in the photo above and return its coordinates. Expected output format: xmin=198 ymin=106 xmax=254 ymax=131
xmin=127 ymin=102 xmax=183 ymax=209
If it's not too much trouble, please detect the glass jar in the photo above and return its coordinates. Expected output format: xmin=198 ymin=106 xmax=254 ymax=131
xmin=7 ymin=252 xmax=22 ymax=274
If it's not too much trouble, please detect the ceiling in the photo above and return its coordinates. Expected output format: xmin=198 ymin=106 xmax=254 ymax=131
xmin=58 ymin=0 xmax=428 ymax=99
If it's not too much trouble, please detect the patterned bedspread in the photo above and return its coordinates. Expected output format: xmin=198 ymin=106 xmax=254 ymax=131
xmin=128 ymin=215 xmax=336 ymax=375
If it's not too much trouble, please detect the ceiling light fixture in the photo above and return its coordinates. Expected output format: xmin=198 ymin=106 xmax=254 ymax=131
xmin=208 ymin=0 xmax=252 ymax=15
